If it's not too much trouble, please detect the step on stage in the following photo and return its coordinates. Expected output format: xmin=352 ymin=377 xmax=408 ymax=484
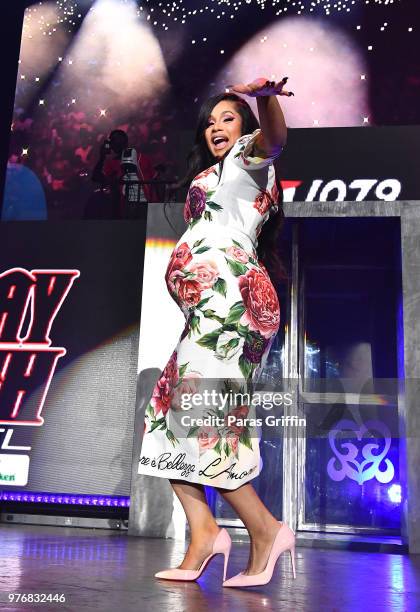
xmin=0 ymin=524 xmax=419 ymax=612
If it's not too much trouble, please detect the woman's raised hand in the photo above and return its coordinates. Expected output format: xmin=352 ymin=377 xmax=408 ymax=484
xmin=226 ymin=77 xmax=294 ymax=98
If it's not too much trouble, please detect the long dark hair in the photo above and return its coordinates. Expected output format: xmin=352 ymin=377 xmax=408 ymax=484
xmin=166 ymin=92 xmax=288 ymax=284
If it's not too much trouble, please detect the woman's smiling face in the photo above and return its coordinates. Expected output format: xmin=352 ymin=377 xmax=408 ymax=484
xmin=204 ymin=100 xmax=243 ymax=160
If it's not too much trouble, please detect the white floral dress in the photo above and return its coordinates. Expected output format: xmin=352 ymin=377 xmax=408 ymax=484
xmin=138 ymin=129 xmax=283 ymax=490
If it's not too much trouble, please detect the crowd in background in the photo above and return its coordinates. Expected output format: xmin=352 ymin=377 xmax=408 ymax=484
xmin=8 ymin=96 xmax=178 ymax=219
xmin=5 ymin=53 xmax=420 ymax=219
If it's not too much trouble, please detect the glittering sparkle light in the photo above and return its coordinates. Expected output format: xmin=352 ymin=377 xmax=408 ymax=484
xmin=212 ymin=16 xmax=369 ymax=128
xmin=22 ymin=0 xmax=83 ymax=39
xmin=13 ymin=0 xmax=416 ymax=130
xmin=136 ymin=0 xmax=403 ymax=30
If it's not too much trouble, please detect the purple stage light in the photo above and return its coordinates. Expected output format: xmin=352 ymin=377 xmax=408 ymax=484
xmin=0 ymin=490 xmax=130 ymax=507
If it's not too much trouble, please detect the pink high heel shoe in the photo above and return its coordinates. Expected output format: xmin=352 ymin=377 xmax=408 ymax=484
xmin=155 ymin=528 xmax=232 ymax=581
xmin=223 ymin=521 xmax=296 ymax=587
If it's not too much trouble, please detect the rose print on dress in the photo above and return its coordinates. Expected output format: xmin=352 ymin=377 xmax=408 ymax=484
xmin=145 ymin=349 xmax=183 ymax=446
xmin=184 ymin=186 xmax=207 ymax=224
xmin=150 ymin=349 xmax=179 ymax=417
xmin=188 ymin=260 xmax=219 ymax=289
xmin=215 ymin=329 xmax=244 ymax=362
xmin=172 ymin=371 xmax=203 ymax=411
xmin=243 ymin=332 xmax=270 ymax=363
xmin=194 ymin=166 xmax=218 ymax=182
xmin=225 ymin=245 xmax=249 ymax=264
xmin=197 ymin=426 xmax=220 ymax=455
xmin=144 ymin=351 xmax=205 ymax=447
xmin=171 ymin=272 xmax=203 ymax=309
xmin=191 ymin=237 xmax=280 ymax=380
xmin=225 ymin=405 xmax=249 ymax=435
xmin=226 ymin=432 xmax=239 ymax=455
xmin=166 ymin=238 xmax=231 ymax=335
xmin=184 ymin=177 xmax=224 ymax=228
xmin=165 ymin=242 xmax=192 ymax=289
xmin=187 ymin=392 xmax=253 ymax=460
xmin=223 ymin=403 xmax=253 ymax=457
xmin=139 ymin=130 xmax=283 ymax=489
xmin=166 ymin=240 xmax=211 ymax=310
xmin=253 ymin=190 xmax=273 ymax=216
xmin=239 ymin=268 xmax=280 ymax=339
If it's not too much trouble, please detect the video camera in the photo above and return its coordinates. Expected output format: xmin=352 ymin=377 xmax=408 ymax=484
xmin=120 ymin=147 xmax=147 ymax=207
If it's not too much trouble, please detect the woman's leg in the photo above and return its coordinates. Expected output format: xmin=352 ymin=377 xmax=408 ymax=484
xmin=170 ymin=479 xmax=221 ymax=570
xmin=218 ymin=483 xmax=282 ymax=575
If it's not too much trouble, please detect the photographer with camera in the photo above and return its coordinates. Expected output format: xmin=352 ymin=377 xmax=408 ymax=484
xmin=91 ymin=129 xmax=157 ymax=219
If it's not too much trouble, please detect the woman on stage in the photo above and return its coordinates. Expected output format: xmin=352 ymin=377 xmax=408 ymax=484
xmin=138 ymin=77 xmax=296 ymax=587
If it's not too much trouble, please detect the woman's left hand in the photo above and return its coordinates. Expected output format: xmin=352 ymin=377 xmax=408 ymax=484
xmin=226 ymin=77 xmax=294 ymax=98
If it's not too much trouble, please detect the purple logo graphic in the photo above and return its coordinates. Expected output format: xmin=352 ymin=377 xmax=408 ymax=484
xmin=327 ymin=419 xmax=394 ymax=485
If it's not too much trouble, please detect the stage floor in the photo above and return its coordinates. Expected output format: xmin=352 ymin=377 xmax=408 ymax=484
xmin=0 ymin=524 xmax=419 ymax=611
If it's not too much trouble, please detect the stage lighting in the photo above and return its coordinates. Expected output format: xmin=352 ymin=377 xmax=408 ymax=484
xmin=212 ymin=16 xmax=369 ymax=127
xmin=388 ymin=484 xmax=402 ymax=504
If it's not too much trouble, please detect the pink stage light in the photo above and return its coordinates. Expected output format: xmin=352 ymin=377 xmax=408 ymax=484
xmin=211 ymin=15 xmax=370 ymax=128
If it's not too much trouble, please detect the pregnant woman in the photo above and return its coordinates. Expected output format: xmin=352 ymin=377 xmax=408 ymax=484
xmin=138 ymin=77 xmax=296 ymax=587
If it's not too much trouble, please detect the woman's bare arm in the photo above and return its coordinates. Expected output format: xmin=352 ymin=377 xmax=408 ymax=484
xmin=228 ymin=76 xmax=293 ymax=154
xmin=256 ymin=94 xmax=287 ymax=155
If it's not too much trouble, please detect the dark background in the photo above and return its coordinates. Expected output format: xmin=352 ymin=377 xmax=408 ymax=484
xmin=0 ymin=218 xmax=147 ymax=495
xmin=1 ymin=1 xmax=419 ymax=220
